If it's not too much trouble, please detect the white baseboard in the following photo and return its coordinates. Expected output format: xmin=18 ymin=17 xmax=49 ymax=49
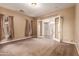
xmin=0 ymin=36 xmax=32 ymax=44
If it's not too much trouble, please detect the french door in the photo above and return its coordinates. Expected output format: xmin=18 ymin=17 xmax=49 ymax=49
xmin=37 ymin=16 xmax=63 ymax=42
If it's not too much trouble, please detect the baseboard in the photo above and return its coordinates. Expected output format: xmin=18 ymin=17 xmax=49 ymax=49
xmin=62 ymin=41 xmax=76 ymax=44
xmin=0 ymin=36 xmax=32 ymax=45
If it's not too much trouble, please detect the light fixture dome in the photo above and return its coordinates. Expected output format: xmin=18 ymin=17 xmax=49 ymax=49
xmin=31 ymin=3 xmax=37 ymax=6
xmin=28 ymin=3 xmax=40 ymax=8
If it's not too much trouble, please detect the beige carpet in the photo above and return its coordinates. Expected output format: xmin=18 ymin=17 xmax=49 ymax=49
xmin=0 ymin=38 xmax=78 ymax=56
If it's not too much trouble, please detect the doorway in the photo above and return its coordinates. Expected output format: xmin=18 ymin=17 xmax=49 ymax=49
xmin=37 ymin=16 xmax=63 ymax=42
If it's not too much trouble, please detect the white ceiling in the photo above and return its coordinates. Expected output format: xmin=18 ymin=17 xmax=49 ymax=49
xmin=0 ymin=3 xmax=75 ymax=17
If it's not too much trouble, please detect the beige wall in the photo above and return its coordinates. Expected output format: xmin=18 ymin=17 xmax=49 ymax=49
xmin=75 ymin=4 xmax=79 ymax=54
xmin=31 ymin=18 xmax=37 ymax=38
xmin=38 ymin=6 xmax=75 ymax=43
xmin=75 ymin=4 xmax=79 ymax=43
xmin=0 ymin=6 xmax=75 ymax=43
xmin=0 ymin=7 xmax=33 ymax=39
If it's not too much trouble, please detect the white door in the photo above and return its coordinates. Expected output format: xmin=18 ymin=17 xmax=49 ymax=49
xmin=37 ymin=16 xmax=63 ymax=41
xmin=37 ymin=20 xmax=43 ymax=38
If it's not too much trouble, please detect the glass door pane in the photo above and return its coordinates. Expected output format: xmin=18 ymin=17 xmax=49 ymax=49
xmin=44 ymin=22 xmax=49 ymax=38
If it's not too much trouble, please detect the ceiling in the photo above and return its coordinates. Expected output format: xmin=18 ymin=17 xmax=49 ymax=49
xmin=0 ymin=3 xmax=75 ymax=17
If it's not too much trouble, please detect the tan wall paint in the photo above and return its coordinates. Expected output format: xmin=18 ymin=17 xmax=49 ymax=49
xmin=75 ymin=4 xmax=79 ymax=43
xmin=38 ymin=7 xmax=75 ymax=43
xmin=31 ymin=18 xmax=37 ymax=38
xmin=0 ymin=6 xmax=75 ymax=43
xmin=75 ymin=4 xmax=79 ymax=54
xmin=0 ymin=7 xmax=33 ymax=39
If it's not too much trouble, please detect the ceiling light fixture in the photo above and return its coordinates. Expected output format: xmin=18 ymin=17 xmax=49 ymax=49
xmin=28 ymin=3 xmax=40 ymax=8
xmin=31 ymin=3 xmax=37 ymax=6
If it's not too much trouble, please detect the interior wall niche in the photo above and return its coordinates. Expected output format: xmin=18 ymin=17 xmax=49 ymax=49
xmin=0 ymin=14 xmax=14 ymax=42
